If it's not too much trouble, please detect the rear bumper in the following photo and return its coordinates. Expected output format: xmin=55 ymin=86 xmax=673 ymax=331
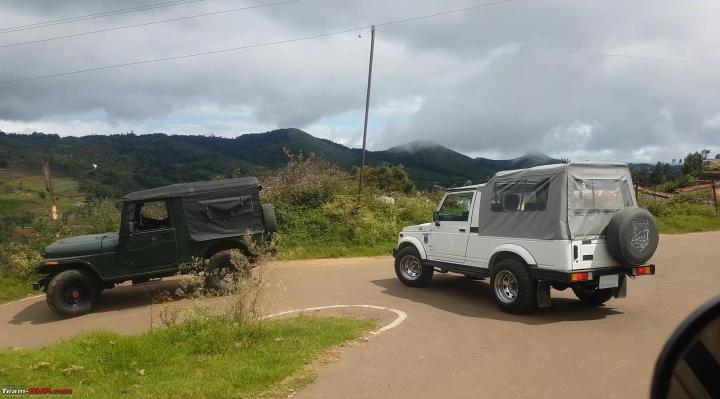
xmin=528 ymin=264 xmax=655 ymax=283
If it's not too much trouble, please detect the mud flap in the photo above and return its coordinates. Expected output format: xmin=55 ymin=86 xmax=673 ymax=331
xmin=537 ymin=281 xmax=552 ymax=308
xmin=613 ymin=275 xmax=627 ymax=298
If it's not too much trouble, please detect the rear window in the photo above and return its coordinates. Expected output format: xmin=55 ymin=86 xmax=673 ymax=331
xmin=198 ymin=195 xmax=253 ymax=220
xmin=572 ymin=179 xmax=633 ymax=213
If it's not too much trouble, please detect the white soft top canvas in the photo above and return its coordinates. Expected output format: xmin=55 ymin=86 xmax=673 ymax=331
xmin=476 ymin=163 xmax=635 ymax=240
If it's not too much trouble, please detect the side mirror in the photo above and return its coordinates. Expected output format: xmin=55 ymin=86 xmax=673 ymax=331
xmin=651 ymin=295 xmax=720 ymax=399
xmin=433 ymin=211 xmax=440 ymax=226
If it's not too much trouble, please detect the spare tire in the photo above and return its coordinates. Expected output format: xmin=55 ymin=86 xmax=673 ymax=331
xmin=606 ymin=207 xmax=659 ymax=266
xmin=261 ymin=203 xmax=278 ymax=233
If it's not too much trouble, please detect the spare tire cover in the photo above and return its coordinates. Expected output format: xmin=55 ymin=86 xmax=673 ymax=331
xmin=605 ymin=207 xmax=659 ymax=266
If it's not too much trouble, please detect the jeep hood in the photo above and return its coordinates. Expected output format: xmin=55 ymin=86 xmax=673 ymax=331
xmin=402 ymin=223 xmax=433 ymax=233
xmin=44 ymin=233 xmax=119 ymax=258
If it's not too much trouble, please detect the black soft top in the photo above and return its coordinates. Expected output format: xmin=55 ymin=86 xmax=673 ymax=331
xmin=123 ymin=177 xmax=260 ymax=202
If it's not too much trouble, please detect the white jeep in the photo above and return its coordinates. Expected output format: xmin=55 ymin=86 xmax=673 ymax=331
xmin=393 ymin=163 xmax=659 ymax=314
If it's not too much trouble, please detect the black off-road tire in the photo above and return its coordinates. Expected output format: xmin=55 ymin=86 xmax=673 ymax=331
xmin=46 ymin=269 xmax=99 ymax=318
xmin=261 ymin=203 xmax=278 ymax=234
xmin=205 ymin=250 xmax=248 ymax=292
xmin=394 ymin=246 xmax=433 ymax=287
xmin=572 ymin=286 xmax=614 ymax=306
xmin=491 ymin=259 xmax=537 ymax=314
xmin=606 ymin=207 xmax=659 ymax=266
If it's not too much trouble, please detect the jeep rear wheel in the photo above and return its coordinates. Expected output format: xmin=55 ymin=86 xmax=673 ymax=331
xmin=46 ymin=270 xmax=98 ymax=318
xmin=572 ymin=286 xmax=614 ymax=306
xmin=394 ymin=246 xmax=433 ymax=287
xmin=491 ymin=259 xmax=537 ymax=314
xmin=205 ymin=250 xmax=249 ymax=293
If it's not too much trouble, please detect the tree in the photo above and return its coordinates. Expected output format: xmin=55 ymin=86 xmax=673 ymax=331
xmin=715 ymin=153 xmax=720 ymax=160
xmin=650 ymin=162 xmax=671 ymax=185
xmin=701 ymin=149 xmax=711 ymax=160
xmin=682 ymin=152 xmax=705 ymax=176
xmin=630 ymin=167 xmax=651 ymax=186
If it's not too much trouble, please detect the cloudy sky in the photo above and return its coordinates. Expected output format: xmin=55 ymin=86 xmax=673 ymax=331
xmin=0 ymin=0 xmax=718 ymax=162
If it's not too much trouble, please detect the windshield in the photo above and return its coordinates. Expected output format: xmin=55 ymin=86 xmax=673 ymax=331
xmin=572 ymin=178 xmax=633 ymax=213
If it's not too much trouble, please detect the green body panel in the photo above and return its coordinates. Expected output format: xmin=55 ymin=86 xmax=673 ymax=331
xmin=38 ymin=191 xmax=265 ymax=284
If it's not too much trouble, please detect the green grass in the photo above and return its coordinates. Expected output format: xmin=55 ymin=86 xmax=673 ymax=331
xmin=0 ymin=171 xmax=85 ymax=215
xmin=0 ymin=274 xmax=35 ymax=304
xmin=655 ymin=205 xmax=720 ymax=234
xmin=0 ymin=316 xmax=373 ymax=398
xmin=643 ymin=192 xmax=720 ymax=234
xmin=0 ymin=198 xmax=28 ymax=214
xmin=277 ymin=240 xmax=395 ymax=260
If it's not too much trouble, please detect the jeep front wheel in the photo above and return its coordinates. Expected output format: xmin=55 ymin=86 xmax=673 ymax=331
xmin=572 ymin=286 xmax=614 ymax=306
xmin=491 ymin=259 xmax=537 ymax=314
xmin=394 ymin=246 xmax=433 ymax=287
xmin=46 ymin=270 xmax=98 ymax=318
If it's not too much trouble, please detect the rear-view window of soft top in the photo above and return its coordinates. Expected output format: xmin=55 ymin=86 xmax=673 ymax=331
xmin=572 ymin=179 xmax=633 ymax=213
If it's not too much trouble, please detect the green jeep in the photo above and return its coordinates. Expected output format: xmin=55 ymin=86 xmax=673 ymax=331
xmin=34 ymin=177 xmax=277 ymax=318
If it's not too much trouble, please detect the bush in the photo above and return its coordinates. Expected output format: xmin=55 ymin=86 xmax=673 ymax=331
xmin=0 ymin=241 xmax=42 ymax=280
xmin=258 ymin=151 xmax=436 ymax=258
xmin=261 ymin=149 xmax=350 ymax=208
xmin=352 ymin=164 xmax=415 ymax=194
xmin=653 ymin=175 xmax=697 ymax=193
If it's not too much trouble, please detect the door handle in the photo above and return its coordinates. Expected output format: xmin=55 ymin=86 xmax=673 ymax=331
xmin=459 ymin=228 xmax=466 ymax=232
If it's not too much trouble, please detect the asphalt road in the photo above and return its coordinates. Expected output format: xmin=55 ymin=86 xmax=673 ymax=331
xmin=2 ymin=232 xmax=719 ymax=399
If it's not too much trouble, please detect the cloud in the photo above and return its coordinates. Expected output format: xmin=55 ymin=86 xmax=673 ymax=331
xmin=0 ymin=0 xmax=719 ymax=162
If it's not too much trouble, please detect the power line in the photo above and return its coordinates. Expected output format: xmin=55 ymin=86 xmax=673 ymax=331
xmin=0 ymin=0 xmax=302 ymax=50
xmin=375 ymin=0 xmax=514 ymax=27
xmin=0 ymin=27 xmax=369 ymax=84
xmin=0 ymin=0 xmax=516 ymax=85
xmin=378 ymin=30 xmax=720 ymax=67
xmin=0 ymin=0 xmax=209 ymax=35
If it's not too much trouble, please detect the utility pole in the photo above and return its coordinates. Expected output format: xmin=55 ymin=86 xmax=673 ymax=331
xmin=42 ymin=156 xmax=57 ymax=222
xmin=358 ymin=25 xmax=375 ymax=195
xmin=712 ymin=179 xmax=718 ymax=214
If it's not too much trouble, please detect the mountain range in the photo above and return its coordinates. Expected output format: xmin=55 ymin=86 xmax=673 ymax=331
xmin=0 ymin=128 xmax=564 ymax=196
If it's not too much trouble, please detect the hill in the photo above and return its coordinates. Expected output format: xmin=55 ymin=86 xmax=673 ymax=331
xmin=0 ymin=129 xmax=563 ymax=197
xmin=477 ymin=151 xmax=565 ymax=171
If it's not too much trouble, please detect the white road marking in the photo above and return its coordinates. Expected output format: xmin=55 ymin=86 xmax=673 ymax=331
xmin=264 ymin=304 xmax=407 ymax=335
xmin=0 ymin=294 xmax=44 ymax=308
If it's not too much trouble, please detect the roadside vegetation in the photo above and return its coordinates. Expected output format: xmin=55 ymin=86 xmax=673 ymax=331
xmin=641 ymin=191 xmax=720 ymax=234
xmin=0 ymin=317 xmax=372 ymax=399
xmin=261 ymin=151 xmax=437 ymax=259
xmin=634 ymin=149 xmax=720 ymax=234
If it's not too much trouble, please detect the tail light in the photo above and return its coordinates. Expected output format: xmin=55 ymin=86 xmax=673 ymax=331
xmin=633 ymin=265 xmax=655 ymax=276
xmin=570 ymin=272 xmax=593 ymax=282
